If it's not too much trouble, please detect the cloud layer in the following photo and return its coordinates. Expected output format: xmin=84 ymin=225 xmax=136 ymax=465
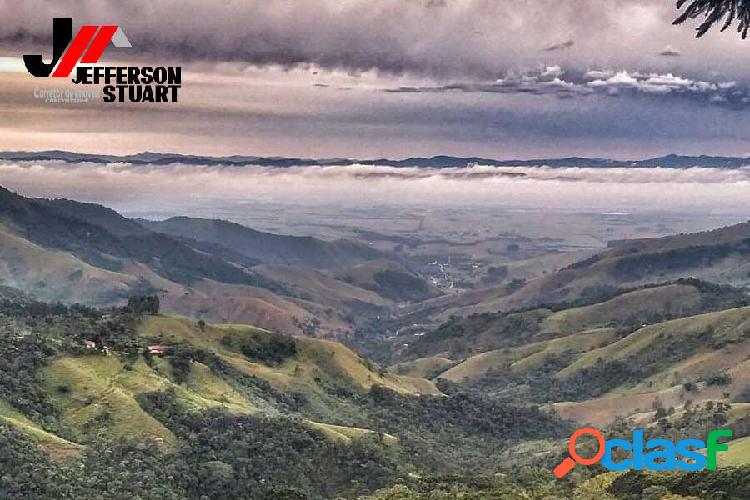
xmin=386 ymin=67 xmax=748 ymax=109
xmin=1 ymin=0 xmax=748 ymax=80
xmin=2 ymin=2 xmax=750 ymax=159
xmin=2 ymin=161 xmax=749 ymax=214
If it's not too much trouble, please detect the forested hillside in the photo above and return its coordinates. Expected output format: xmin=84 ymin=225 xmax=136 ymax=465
xmin=0 ymin=294 xmax=570 ymax=499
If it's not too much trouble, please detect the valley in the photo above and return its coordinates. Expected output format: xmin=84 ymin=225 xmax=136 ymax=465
xmin=0 ymin=157 xmax=749 ymax=498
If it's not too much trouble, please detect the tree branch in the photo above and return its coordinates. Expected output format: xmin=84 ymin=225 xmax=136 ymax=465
xmin=674 ymin=0 xmax=750 ymax=38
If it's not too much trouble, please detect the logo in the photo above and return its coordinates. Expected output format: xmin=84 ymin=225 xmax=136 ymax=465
xmin=23 ymin=18 xmax=130 ymax=78
xmin=553 ymin=427 xmax=732 ymax=478
xmin=23 ymin=18 xmax=180 ymax=103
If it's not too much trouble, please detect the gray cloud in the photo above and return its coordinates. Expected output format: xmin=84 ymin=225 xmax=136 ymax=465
xmin=2 ymin=2 xmax=750 ymax=161
xmin=385 ymin=67 xmax=749 ymax=109
xmin=659 ymin=44 xmax=682 ymax=56
xmin=1 ymin=0 xmax=747 ymax=81
xmin=2 ymin=161 xmax=750 ymax=215
xmin=542 ymin=39 xmax=574 ymax=52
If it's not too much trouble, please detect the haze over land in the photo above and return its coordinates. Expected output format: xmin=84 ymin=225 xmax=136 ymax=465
xmin=0 ymin=158 xmax=748 ymax=230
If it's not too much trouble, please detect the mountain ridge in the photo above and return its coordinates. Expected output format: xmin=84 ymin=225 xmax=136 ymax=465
xmin=2 ymin=150 xmax=750 ymax=168
xmin=140 ymin=216 xmax=387 ymax=269
xmin=0 ymin=188 xmax=424 ymax=335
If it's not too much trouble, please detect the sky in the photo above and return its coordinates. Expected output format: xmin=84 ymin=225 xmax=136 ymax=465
xmin=1 ymin=0 xmax=750 ymax=159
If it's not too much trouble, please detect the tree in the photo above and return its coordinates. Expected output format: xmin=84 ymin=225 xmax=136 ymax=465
xmin=674 ymin=0 xmax=750 ymax=38
xmin=126 ymin=294 xmax=160 ymax=314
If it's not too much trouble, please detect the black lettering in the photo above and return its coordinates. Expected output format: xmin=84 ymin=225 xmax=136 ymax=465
xmin=128 ymin=67 xmax=140 ymax=85
xmin=72 ymin=67 xmax=91 ymax=84
xmin=103 ymin=85 xmax=116 ymax=102
xmin=94 ymin=66 xmax=105 ymax=84
xmin=23 ymin=18 xmax=71 ymax=77
xmin=140 ymin=86 xmax=154 ymax=102
xmin=155 ymin=85 xmax=168 ymax=102
xmin=152 ymin=67 xmax=166 ymax=85
xmin=105 ymin=66 xmax=116 ymax=84
xmin=167 ymin=67 xmax=181 ymax=85
xmin=140 ymin=67 xmax=153 ymax=85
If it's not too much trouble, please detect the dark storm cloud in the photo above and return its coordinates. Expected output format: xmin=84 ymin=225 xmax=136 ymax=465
xmin=659 ymin=44 xmax=682 ymax=56
xmin=384 ymin=66 xmax=748 ymax=109
xmin=542 ymin=40 xmax=574 ymax=52
xmin=1 ymin=0 xmax=747 ymax=80
xmin=2 ymin=1 xmax=750 ymax=160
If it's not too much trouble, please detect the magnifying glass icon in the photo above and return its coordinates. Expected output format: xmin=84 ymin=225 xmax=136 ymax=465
xmin=553 ymin=427 xmax=606 ymax=478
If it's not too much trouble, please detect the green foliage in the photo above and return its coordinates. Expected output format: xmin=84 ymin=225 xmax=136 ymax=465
xmin=330 ymin=385 xmax=572 ymax=474
xmin=0 ymin=422 xmax=55 ymax=498
xmin=364 ymin=472 xmax=562 ymax=499
xmin=138 ymin=389 xmax=400 ymax=499
xmin=606 ymin=401 xmax=738 ymax=445
xmin=166 ymin=344 xmax=193 ymax=384
xmin=613 ymin=243 xmax=750 ymax=281
xmin=408 ymin=308 xmax=547 ymax=359
xmin=407 ymin=277 xmax=749 ymax=362
xmin=239 ymin=331 xmax=298 ymax=366
xmin=0 ymin=328 xmax=57 ymax=424
xmin=610 ymin=467 xmax=750 ymax=499
xmin=153 ymin=342 xmax=304 ymax=409
xmin=126 ymin=295 xmax=160 ymax=315
xmin=0 ymin=420 xmax=185 ymax=499
xmin=675 ymin=0 xmax=750 ymax=38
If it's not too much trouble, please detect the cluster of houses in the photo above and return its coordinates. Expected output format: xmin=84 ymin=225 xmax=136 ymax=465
xmin=83 ymin=340 xmax=169 ymax=356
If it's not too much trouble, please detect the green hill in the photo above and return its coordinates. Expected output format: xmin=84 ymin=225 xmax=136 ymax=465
xmin=0 ymin=296 xmax=572 ymax=499
xmin=402 ymin=220 xmax=750 ymax=324
xmin=141 ymin=216 xmax=386 ymax=269
xmin=418 ymin=303 xmax=750 ymax=430
xmin=333 ymin=259 xmax=440 ymax=303
xmin=0 ymin=187 xmax=426 ymax=336
xmin=405 ymin=279 xmax=748 ymax=360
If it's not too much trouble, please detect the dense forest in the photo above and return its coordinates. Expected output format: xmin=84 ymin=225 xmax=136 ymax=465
xmin=3 ymin=283 xmax=750 ymax=498
xmin=0 ymin=295 xmax=570 ymax=499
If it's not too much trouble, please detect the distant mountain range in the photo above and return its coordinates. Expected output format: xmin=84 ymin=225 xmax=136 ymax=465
xmin=139 ymin=216 xmax=384 ymax=269
xmin=0 ymin=187 xmax=419 ymax=334
xmin=2 ymin=150 xmax=750 ymax=168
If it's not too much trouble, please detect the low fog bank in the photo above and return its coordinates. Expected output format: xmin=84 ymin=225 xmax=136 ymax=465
xmin=0 ymin=161 xmax=748 ymax=216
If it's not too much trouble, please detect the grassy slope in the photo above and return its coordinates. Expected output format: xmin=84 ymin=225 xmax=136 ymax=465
xmin=409 ymin=220 xmax=750 ymax=322
xmin=43 ymin=356 xmax=176 ymax=445
xmin=557 ymin=307 xmax=750 ymax=381
xmin=138 ymin=315 xmax=438 ymax=395
xmin=440 ymin=328 xmax=616 ymax=382
xmin=718 ymin=436 xmax=750 ymax=466
xmin=389 ymin=356 xmax=455 ymax=379
xmin=0 ymin=221 xmax=322 ymax=335
xmin=551 ymin=308 xmax=750 ymax=425
xmin=159 ymin=279 xmax=316 ymax=335
xmin=305 ymin=421 xmax=398 ymax=446
xmin=122 ymin=263 xmax=352 ymax=336
xmin=539 ymin=283 xmax=702 ymax=336
xmin=0 ymin=400 xmax=81 ymax=460
xmin=406 ymin=281 xmax=723 ymax=361
xmin=0 ymin=228 xmax=135 ymax=304
xmin=257 ymin=265 xmax=390 ymax=308
xmin=4 ymin=314 xmax=434 ymax=457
